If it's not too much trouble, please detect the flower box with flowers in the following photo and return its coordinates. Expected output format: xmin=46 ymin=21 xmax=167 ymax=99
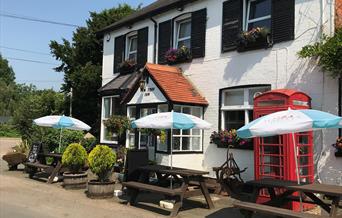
xmin=237 ymin=27 xmax=273 ymax=52
xmin=118 ymin=60 xmax=137 ymax=74
xmin=165 ymin=46 xmax=192 ymax=65
xmin=210 ymin=129 xmax=248 ymax=149
xmin=332 ymin=137 xmax=342 ymax=157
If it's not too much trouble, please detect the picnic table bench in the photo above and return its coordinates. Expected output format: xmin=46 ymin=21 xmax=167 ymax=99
xmin=233 ymin=178 xmax=342 ymax=218
xmin=122 ymin=164 xmax=214 ymax=217
xmin=24 ymin=143 xmax=63 ymax=184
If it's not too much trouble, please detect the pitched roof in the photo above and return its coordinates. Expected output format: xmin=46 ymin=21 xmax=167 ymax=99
xmin=145 ymin=63 xmax=208 ymax=105
xmin=97 ymin=0 xmax=199 ymax=35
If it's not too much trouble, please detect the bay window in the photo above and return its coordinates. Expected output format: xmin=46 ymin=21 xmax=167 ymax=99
xmin=172 ymin=105 xmax=203 ymax=152
xmin=101 ymin=96 xmax=121 ymax=143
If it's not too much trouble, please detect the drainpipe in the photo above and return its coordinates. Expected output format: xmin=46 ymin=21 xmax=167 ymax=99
xmin=150 ymin=17 xmax=158 ymax=64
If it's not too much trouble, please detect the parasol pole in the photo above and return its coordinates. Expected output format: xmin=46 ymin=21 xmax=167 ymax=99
xmin=59 ymin=127 xmax=63 ymax=153
xmin=292 ymin=132 xmax=303 ymax=212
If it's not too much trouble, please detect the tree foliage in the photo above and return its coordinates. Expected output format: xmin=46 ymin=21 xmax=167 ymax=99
xmin=298 ymin=28 xmax=342 ymax=78
xmin=0 ymin=54 xmax=15 ymax=85
xmin=13 ymin=88 xmax=64 ymax=141
xmin=49 ymin=4 xmax=137 ymax=136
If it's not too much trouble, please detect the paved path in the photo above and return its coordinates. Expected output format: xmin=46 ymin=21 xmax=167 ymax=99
xmin=0 ymin=137 xmax=267 ymax=218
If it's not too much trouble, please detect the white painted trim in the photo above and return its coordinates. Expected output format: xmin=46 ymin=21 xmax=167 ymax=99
xmin=174 ymin=15 xmax=192 ymax=48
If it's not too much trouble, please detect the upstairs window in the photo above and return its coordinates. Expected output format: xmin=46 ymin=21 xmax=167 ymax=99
xmin=245 ymin=0 xmax=271 ymax=31
xmin=126 ymin=34 xmax=138 ymax=62
xmin=175 ymin=19 xmax=191 ymax=49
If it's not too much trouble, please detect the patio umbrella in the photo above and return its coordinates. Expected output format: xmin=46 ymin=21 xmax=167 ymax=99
xmin=131 ymin=111 xmax=212 ymax=170
xmin=33 ymin=115 xmax=91 ymax=152
xmin=237 ymin=108 xmax=342 ymax=210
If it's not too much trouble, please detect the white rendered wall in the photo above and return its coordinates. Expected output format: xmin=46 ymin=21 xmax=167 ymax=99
xmin=101 ymin=0 xmax=340 ymax=184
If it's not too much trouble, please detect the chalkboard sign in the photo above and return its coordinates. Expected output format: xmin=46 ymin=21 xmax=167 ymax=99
xmin=28 ymin=143 xmax=42 ymax=163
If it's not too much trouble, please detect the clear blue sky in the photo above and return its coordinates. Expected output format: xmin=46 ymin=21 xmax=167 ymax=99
xmin=0 ymin=0 xmax=154 ymax=90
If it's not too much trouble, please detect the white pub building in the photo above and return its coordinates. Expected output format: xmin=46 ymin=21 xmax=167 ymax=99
xmin=97 ymin=0 xmax=341 ymax=184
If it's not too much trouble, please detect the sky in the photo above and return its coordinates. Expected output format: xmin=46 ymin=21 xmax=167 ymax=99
xmin=0 ymin=0 xmax=154 ymax=91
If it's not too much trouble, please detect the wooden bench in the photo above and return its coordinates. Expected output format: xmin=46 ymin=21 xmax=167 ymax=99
xmin=233 ymin=201 xmax=331 ymax=218
xmin=123 ymin=181 xmax=184 ymax=217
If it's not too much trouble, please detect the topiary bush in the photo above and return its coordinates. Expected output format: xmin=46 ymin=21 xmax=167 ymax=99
xmin=88 ymin=145 xmax=116 ymax=182
xmin=62 ymin=143 xmax=87 ymax=174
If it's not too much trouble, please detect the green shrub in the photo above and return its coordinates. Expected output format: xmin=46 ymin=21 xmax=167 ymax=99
xmin=0 ymin=123 xmax=20 ymax=138
xmin=80 ymin=137 xmax=97 ymax=152
xmin=88 ymin=145 xmax=116 ymax=182
xmin=28 ymin=127 xmax=84 ymax=153
xmin=62 ymin=143 xmax=87 ymax=173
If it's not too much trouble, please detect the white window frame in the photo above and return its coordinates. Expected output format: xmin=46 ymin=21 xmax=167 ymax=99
xmin=221 ymin=86 xmax=270 ymax=130
xmin=101 ymin=95 xmax=120 ymax=144
xmin=243 ymin=0 xmax=271 ymax=31
xmin=126 ymin=32 xmax=138 ymax=62
xmin=172 ymin=105 xmax=203 ymax=152
xmin=125 ymin=106 xmax=136 ymax=148
xmin=174 ymin=15 xmax=191 ymax=49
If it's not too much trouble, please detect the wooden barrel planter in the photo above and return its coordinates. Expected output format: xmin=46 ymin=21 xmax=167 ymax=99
xmin=2 ymin=152 xmax=27 ymax=170
xmin=87 ymin=180 xmax=115 ymax=199
xmin=62 ymin=172 xmax=88 ymax=189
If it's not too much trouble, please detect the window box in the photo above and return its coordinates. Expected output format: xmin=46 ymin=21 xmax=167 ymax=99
xmin=237 ymin=27 xmax=273 ymax=52
xmin=119 ymin=60 xmax=137 ymax=74
xmin=165 ymin=46 xmax=192 ymax=65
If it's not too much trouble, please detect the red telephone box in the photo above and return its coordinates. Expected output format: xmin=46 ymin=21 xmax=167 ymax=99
xmin=253 ymin=89 xmax=314 ymax=211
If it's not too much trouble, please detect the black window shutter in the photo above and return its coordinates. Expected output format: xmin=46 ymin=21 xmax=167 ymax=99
xmin=137 ymin=27 xmax=148 ymax=68
xmin=158 ymin=20 xmax=172 ymax=64
xmin=272 ymin=0 xmax=295 ymax=43
xmin=221 ymin=0 xmax=243 ymax=52
xmin=114 ymin=35 xmax=125 ymax=74
xmin=191 ymin=8 xmax=207 ymax=59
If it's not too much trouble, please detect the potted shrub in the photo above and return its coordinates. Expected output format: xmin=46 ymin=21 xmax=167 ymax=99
xmin=332 ymin=137 xmax=342 ymax=157
xmin=118 ymin=59 xmax=136 ymax=74
xmin=165 ymin=45 xmax=192 ymax=65
xmin=61 ymin=143 xmax=88 ymax=189
xmin=237 ymin=27 xmax=272 ymax=52
xmin=87 ymin=145 xmax=117 ymax=198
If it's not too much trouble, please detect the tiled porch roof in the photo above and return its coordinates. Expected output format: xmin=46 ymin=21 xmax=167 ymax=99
xmin=145 ymin=63 xmax=208 ymax=105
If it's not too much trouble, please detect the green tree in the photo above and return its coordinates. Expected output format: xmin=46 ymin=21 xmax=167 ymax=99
xmin=0 ymin=54 xmax=15 ymax=85
xmin=298 ymin=28 xmax=342 ymax=78
xmin=49 ymin=4 xmax=136 ymax=136
xmin=13 ymin=88 xmax=64 ymax=141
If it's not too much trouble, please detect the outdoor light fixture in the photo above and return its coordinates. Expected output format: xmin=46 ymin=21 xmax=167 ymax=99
xmin=139 ymin=79 xmax=146 ymax=91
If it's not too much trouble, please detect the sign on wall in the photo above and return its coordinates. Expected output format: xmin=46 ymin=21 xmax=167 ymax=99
xmin=127 ymin=77 xmax=167 ymax=105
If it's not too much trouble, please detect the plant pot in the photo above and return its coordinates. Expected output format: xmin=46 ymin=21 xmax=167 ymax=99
xmin=237 ymin=34 xmax=273 ymax=52
xmin=87 ymin=180 xmax=115 ymax=199
xmin=62 ymin=172 xmax=88 ymax=189
xmin=2 ymin=152 xmax=27 ymax=170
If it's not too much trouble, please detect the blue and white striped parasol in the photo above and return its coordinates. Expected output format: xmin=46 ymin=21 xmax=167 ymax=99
xmin=33 ymin=115 xmax=91 ymax=152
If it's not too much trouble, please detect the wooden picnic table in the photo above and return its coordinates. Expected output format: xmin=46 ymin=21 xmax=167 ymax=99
xmin=122 ymin=164 xmax=214 ymax=217
xmin=244 ymin=178 xmax=342 ymax=217
xmin=25 ymin=152 xmax=63 ymax=184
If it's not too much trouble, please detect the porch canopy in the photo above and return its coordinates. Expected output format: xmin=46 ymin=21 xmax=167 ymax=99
xmin=123 ymin=63 xmax=209 ymax=153
xmin=98 ymin=71 xmax=140 ymax=96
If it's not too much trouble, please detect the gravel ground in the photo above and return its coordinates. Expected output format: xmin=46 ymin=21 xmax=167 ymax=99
xmin=0 ymin=137 xmax=269 ymax=218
